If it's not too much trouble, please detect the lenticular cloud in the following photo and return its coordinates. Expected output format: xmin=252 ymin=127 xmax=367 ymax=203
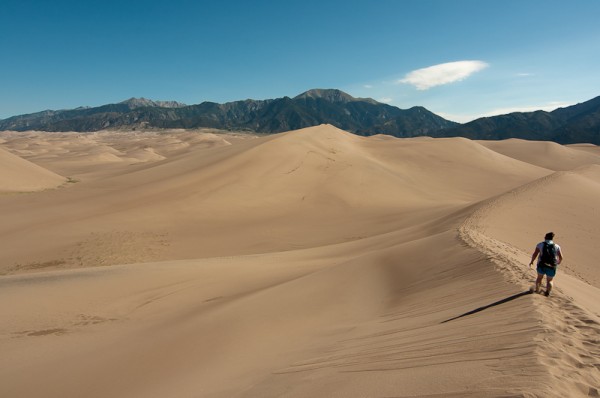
xmin=399 ymin=60 xmax=489 ymax=90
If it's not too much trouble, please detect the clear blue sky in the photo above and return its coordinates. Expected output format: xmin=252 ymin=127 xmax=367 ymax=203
xmin=1 ymin=0 xmax=599 ymax=122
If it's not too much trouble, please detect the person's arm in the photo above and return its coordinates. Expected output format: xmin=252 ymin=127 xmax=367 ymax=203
xmin=529 ymin=247 xmax=540 ymax=267
xmin=557 ymin=247 xmax=563 ymax=265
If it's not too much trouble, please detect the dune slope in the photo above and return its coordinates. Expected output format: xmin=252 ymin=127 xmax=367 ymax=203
xmin=0 ymin=212 xmax=556 ymax=397
xmin=479 ymin=138 xmax=600 ymax=171
xmin=0 ymin=125 xmax=549 ymax=273
xmin=458 ymin=165 xmax=600 ymax=396
xmin=0 ymin=145 xmax=65 ymax=192
xmin=1 ymin=125 xmax=599 ymax=397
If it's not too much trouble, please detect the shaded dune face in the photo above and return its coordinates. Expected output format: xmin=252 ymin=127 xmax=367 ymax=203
xmin=1 ymin=125 xmax=599 ymax=398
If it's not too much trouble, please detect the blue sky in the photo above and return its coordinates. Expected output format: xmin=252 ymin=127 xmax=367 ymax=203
xmin=1 ymin=0 xmax=599 ymax=122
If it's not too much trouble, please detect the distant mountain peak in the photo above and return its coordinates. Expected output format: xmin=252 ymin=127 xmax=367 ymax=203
xmin=294 ymin=89 xmax=377 ymax=104
xmin=295 ymin=88 xmax=354 ymax=101
xmin=120 ymin=97 xmax=187 ymax=109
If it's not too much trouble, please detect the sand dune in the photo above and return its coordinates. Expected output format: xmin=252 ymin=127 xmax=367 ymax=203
xmin=0 ymin=125 xmax=550 ymax=272
xmin=0 ymin=145 xmax=65 ymax=192
xmin=0 ymin=125 xmax=598 ymax=397
xmin=458 ymin=165 xmax=600 ymax=396
xmin=569 ymin=143 xmax=600 ymax=156
xmin=479 ymin=138 xmax=600 ymax=171
xmin=463 ymin=165 xmax=600 ymax=289
xmin=0 ymin=129 xmax=235 ymax=181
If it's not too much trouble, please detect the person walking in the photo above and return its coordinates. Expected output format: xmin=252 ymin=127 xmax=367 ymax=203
xmin=529 ymin=232 xmax=563 ymax=296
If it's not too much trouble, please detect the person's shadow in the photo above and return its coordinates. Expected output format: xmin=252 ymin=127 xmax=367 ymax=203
xmin=441 ymin=290 xmax=532 ymax=324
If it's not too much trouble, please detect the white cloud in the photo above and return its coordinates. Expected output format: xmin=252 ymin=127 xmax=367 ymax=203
xmin=363 ymin=84 xmax=373 ymax=89
xmin=398 ymin=60 xmax=489 ymax=90
xmin=378 ymin=97 xmax=393 ymax=103
xmin=516 ymin=72 xmax=534 ymax=77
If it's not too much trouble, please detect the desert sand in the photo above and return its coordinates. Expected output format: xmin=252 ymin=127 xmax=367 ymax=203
xmin=0 ymin=125 xmax=599 ymax=397
xmin=0 ymin=144 xmax=65 ymax=192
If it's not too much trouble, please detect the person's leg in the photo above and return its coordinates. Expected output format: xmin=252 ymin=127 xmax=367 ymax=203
xmin=545 ymin=276 xmax=554 ymax=296
xmin=535 ymin=273 xmax=544 ymax=293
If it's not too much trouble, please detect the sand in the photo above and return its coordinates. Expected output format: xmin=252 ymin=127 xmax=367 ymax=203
xmin=0 ymin=145 xmax=65 ymax=192
xmin=0 ymin=125 xmax=599 ymax=397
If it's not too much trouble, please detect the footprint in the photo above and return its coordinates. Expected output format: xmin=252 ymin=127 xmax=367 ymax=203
xmin=14 ymin=328 xmax=68 ymax=337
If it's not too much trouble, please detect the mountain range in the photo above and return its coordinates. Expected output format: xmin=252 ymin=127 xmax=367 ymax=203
xmin=1 ymin=89 xmax=599 ymax=144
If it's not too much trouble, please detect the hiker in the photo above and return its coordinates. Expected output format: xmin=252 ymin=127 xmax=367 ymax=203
xmin=529 ymin=232 xmax=563 ymax=296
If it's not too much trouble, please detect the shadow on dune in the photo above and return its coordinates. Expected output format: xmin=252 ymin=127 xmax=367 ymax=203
xmin=441 ymin=290 xmax=532 ymax=323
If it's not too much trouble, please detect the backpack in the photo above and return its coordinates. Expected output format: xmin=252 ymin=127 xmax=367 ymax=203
xmin=540 ymin=242 xmax=557 ymax=268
